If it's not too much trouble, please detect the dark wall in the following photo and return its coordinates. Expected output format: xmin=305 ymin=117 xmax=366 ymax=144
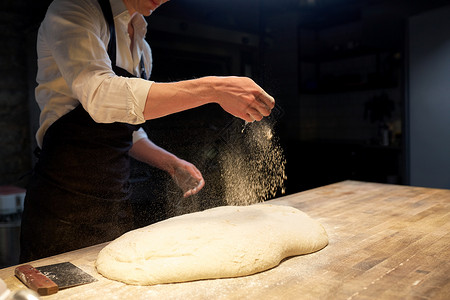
xmin=409 ymin=5 xmax=450 ymax=189
xmin=0 ymin=1 xmax=49 ymax=187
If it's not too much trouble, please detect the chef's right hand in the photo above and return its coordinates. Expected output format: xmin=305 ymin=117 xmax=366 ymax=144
xmin=210 ymin=76 xmax=275 ymax=123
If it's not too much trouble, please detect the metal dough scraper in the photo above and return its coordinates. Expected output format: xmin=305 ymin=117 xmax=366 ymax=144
xmin=15 ymin=262 xmax=97 ymax=296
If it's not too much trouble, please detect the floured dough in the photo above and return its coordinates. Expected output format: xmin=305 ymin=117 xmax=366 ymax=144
xmin=95 ymin=204 xmax=328 ymax=285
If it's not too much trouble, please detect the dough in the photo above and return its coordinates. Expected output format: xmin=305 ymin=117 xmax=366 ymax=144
xmin=95 ymin=204 xmax=328 ymax=285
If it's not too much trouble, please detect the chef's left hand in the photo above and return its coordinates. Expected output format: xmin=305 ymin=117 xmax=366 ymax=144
xmin=170 ymin=159 xmax=205 ymax=198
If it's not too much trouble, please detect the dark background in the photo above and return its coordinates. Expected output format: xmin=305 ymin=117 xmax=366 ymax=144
xmin=1 ymin=0 xmax=449 ymax=198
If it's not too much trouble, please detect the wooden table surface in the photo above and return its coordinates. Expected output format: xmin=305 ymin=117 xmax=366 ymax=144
xmin=1 ymin=181 xmax=449 ymax=299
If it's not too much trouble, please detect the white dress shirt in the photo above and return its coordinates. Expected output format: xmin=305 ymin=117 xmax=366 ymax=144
xmin=35 ymin=0 xmax=153 ymax=148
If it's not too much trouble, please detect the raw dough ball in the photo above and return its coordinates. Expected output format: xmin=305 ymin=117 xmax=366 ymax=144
xmin=95 ymin=204 xmax=328 ymax=285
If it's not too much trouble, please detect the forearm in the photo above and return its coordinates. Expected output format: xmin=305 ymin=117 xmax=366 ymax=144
xmin=143 ymin=77 xmax=214 ymax=119
xmin=129 ymin=138 xmax=178 ymax=175
xmin=129 ymin=137 xmax=205 ymax=197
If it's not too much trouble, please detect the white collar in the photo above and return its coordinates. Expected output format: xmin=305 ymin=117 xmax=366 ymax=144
xmin=111 ymin=0 xmax=148 ymax=38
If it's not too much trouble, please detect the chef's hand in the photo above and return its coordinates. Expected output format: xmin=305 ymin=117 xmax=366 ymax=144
xmin=170 ymin=159 xmax=205 ymax=198
xmin=213 ymin=76 xmax=275 ymax=123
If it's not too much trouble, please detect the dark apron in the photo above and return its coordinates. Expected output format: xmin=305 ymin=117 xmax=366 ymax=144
xmin=20 ymin=0 xmax=147 ymax=262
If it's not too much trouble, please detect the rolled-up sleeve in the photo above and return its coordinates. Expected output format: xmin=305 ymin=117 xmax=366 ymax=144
xmin=132 ymin=127 xmax=149 ymax=143
xmin=42 ymin=0 xmax=152 ymax=125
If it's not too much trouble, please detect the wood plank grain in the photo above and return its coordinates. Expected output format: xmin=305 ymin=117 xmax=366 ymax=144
xmin=0 ymin=181 xmax=449 ymax=299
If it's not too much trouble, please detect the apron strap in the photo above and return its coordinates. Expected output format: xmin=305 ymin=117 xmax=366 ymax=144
xmin=98 ymin=0 xmax=147 ymax=79
xmin=98 ymin=0 xmax=117 ymax=66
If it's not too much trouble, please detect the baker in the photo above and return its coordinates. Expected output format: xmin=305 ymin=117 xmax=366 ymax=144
xmin=20 ymin=0 xmax=275 ymax=262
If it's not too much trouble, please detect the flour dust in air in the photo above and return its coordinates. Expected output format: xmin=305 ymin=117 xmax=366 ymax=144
xmin=219 ymin=120 xmax=287 ymax=206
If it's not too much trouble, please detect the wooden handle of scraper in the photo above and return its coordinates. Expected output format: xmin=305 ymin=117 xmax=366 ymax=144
xmin=15 ymin=264 xmax=59 ymax=296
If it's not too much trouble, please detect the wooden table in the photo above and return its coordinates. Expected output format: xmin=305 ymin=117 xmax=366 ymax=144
xmin=1 ymin=181 xmax=449 ymax=299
